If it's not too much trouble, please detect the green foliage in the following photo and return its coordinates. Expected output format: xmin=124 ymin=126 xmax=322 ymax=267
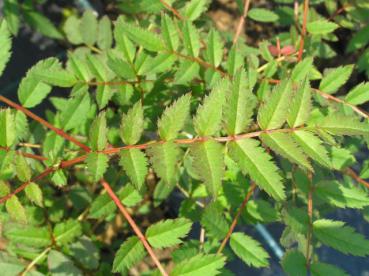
xmin=171 ymin=254 xmax=225 ymax=276
xmin=146 ymin=218 xmax=192 ymax=248
xmin=313 ymin=219 xmax=369 ymax=256
xmin=229 ymin=139 xmax=285 ymax=201
xmin=120 ymin=149 xmax=148 ymax=191
xmin=0 ymin=109 xmax=15 ymax=147
xmin=113 ymin=237 xmax=146 ymax=273
xmin=230 ymin=232 xmax=270 ymax=268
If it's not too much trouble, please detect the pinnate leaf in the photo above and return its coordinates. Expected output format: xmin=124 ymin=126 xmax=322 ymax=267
xmin=313 ymin=219 xmax=369 ymax=256
xmin=287 ymin=78 xmax=312 ymax=127
xmin=292 ymin=130 xmax=331 ymax=167
xmin=120 ymin=149 xmax=148 ymax=192
xmin=319 ymin=65 xmax=354 ymax=94
xmin=120 ymin=102 xmax=144 ymax=145
xmin=0 ymin=20 xmax=12 ymax=77
xmin=117 ymin=19 xmax=164 ymax=52
xmin=230 ymin=232 xmax=269 ymax=268
xmin=158 ymin=94 xmax=191 ymax=141
xmin=5 ymin=226 xmax=50 ymax=248
xmin=0 ymin=109 xmax=15 ymax=147
xmin=317 ymin=114 xmax=369 ymax=136
xmin=113 ymin=236 xmax=146 ymax=273
xmin=147 ymin=142 xmax=180 ymax=186
xmin=6 ymin=196 xmax=27 ymax=223
xmin=194 ymin=80 xmax=227 ymax=136
xmin=307 ymin=20 xmax=338 ymax=35
xmin=171 ymin=254 xmax=226 ymax=276
xmin=229 ymin=139 xmax=285 ymax=201
xmin=86 ymin=152 xmax=109 ymax=182
xmin=224 ymin=69 xmax=257 ymax=135
xmin=146 ymin=218 xmax=192 ymax=248
xmin=191 ymin=140 xmax=224 ymax=198
xmin=258 ymin=79 xmax=293 ymax=129
xmin=89 ymin=112 xmax=107 ymax=151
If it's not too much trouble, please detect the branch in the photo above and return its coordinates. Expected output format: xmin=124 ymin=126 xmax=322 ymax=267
xmin=217 ymin=182 xmax=256 ymax=255
xmin=100 ymin=179 xmax=168 ymax=276
xmin=159 ymin=0 xmax=183 ymax=20
xmin=233 ymin=0 xmax=252 ymax=45
xmin=0 ymin=147 xmax=47 ymax=161
xmin=0 ymin=154 xmax=89 ymax=204
xmin=297 ymin=0 xmax=309 ymax=61
xmin=345 ymin=168 xmax=369 ymax=189
xmin=0 ymin=95 xmax=91 ymax=152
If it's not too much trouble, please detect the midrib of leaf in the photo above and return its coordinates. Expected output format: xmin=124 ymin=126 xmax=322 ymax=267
xmin=265 ymin=87 xmax=287 ymax=129
xmin=199 ymin=142 xmax=220 ymax=196
xmin=231 ymin=235 xmax=267 ymax=266
xmin=316 ymin=226 xmax=368 ymax=253
xmin=127 ymin=149 xmax=142 ymax=185
xmin=55 ymin=223 xmax=79 ymax=242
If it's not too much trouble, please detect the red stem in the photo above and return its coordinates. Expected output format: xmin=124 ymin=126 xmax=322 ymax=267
xmin=159 ymin=0 xmax=183 ymax=20
xmin=100 ymin=179 xmax=168 ymax=276
xmin=0 ymin=147 xmax=47 ymax=161
xmin=217 ymin=182 xmax=256 ymax=254
xmin=232 ymin=0 xmax=251 ymax=45
xmin=297 ymin=0 xmax=309 ymax=61
xmin=0 ymin=96 xmax=90 ymax=152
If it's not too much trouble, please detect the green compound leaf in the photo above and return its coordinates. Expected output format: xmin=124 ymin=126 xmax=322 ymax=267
xmin=317 ymin=114 xmax=369 ymax=136
xmin=24 ymin=182 xmax=43 ymax=207
xmin=60 ymin=91 xmax=91 ymax=131
xmin=5 ymin=195 xmax=27 ymax=224
xmin=260 ymin=132 xmax=312 ymax=171
xmin=229 ymin=139 xmax=285 ymax=201
xmin=161 ymin=14 xmax=179 ymax=51
xmin=319 ymin=65 xmax=354 ymax=94
xmin=258 ymin=79 xmax=293 ymax=129
xmin=315 ymin=181 xmax=369 ymax=209
xmin=182 ymin=21 xmax=200 ymax=57
xmin=120 ymin=102 xmax=144 ymax=145
xmin=281 ymin=250 xmax=307 ymax=276
xmin=147 ymin=142 xmax=180 ymax=187
xmin=345 ymin=82 xmax=369 ymax=105
xmin=248 ymin=8 xmax=279 ymax=23
xmin=85 ymin=152 xmax=109 ymax=182
xmin=5 ymin=226 xmax=50 ymax=248
xmin=0 ymin=109 xmax=15 ymax=147
xmin=205 ymin=29 xmax=223 ymax=67
xmin=200 ymin=202 xmax=229 ymax=240
xmin=190 ymin=140 xmax=224 ymax=198
xmin=307 ymin=20 xmax=339 ymax=35
xmin=120 ymin=149 xmax=148 ymax=192
xmin=183 ymin=0 xmax=210 ymax=21
xmin=171 ymin=254 xmax=226 ymax=276
xmin=230 ymin=232 xmax=270 ymax=268
xmin=54 ymin=219 xmax=82 ymax=246
xmin=158 ymin=94 xmax=191 ymax=141
xmin=292 ymin=130 xmax=331 ymax=168
xmin=146 ymin=218 xmax=192 ymax=249
xmin=287 ymin=78 xmax=312 ymax=127
xmin=0 ymin=20 xmax=12 ymax=77
xmin=224 ymin=69 xmax=257 ymax=135
xmin=291 ymin=57 xmax=314 ymax=82
xmin=113 ymin=236 xmax=146 ymax=273
xmin=80 ymin=10 xmax=98 ymax=46
xmin=313 ymin=219 xmax=369 ymax=256
xmin=97 ymin=15 xmax=113 ymax=50
xmin=89 ymin=111 xmax=108 ymax=151
xmin=194 ymin=80 xmax=227 ymax=136
xmin=116 ymin=18 xmax=164 ymax=52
